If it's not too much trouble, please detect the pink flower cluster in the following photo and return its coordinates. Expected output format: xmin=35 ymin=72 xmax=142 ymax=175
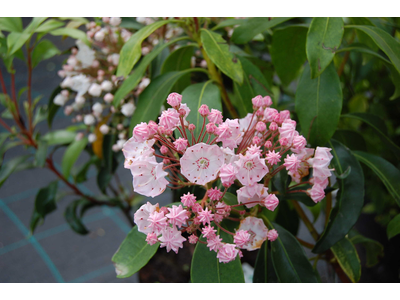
xmin=124 ymin=93 xmax=334 ymax=263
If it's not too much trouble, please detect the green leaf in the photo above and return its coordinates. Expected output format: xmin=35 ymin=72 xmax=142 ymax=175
xmin=275 ymin=200 xmax=299 ymax=235
xmin=313 ymin=139 xmax=364 ymax=253
xmin=0 ymin=155 xmax=31 ymax=188
xmin=346 ymin=25 xmax=400 ymax=75
xmin=150 ymin=40 xmax=170 ymax=79
xmin=24 ymin=17 xmax=47 ymax=34
xmin=65 ymin=199 xmax=90 ymax=235
xmin=350 ymin=233 xmax=384 ymax=267
xmin=271 ymin=25 xmax=308 ymax=85
xmin=295 ymin=63 xmax=343 ymax=147
xmin=50 ymin=28 xmax=89 ymax=45
xmin=61 ymin=137 xmax=88 ymax=179
xmin=349 ymin=18 xmax=378 ymax=51
xmin=34 ymin=141 xmax=48 ymax=167
xmin=96 ymin=134 xmax=115 ymax=193
xmin=35 ymin=19 xmax=64 ymax=33
xmin=389 ymin=65 xmax=400 ymax=101
xmin=41 ymin=129 xmax=77 ymax=146
xmin=191 ymin=224 xmax=245 ymax=283
xmin=30 ymin=211 xmax=43 ymax=234
xmin=181 ymin=81 xmax=221 ymax=138
xmin=387 ymin=214 xmax=400 ymax=240
xmin=331 ymin=237 xmax=361 ymax=283
xmin=129 ymin=69 xmax=206 ymax=133
xmin=7 ymin=31 xmax=31 ymax=55
xmin=161 ymin=45 xmax=195 ymax=93
xmin=34 ymin=180 xmax=58 ymax=218
xmin=336 ymin=43 xmax=391 ymax=65
xmin=306 ymin=17 xmax=344 ymax=78
xmin=32 ymin=39 xmax=60 ymax=67
xmin=231 ymin=17 xmax=293 ymax=44
xmin=341 ymin=113 xmax=400 ymax=157
xmin=47 ymin=86 xmax=62 ymax=128
xmin=117 ymin=19 xmax=176 ymax=77
xmin=74 ymin=156 xmax=98 ymax=184
xmin=0 ymin=17 xmax=23 ymax=32
xmin=270 ymin=223 xmax=318 ymax=283
xmin=200 ymin=29 xmax=243 ymax=84
xmin=332 ymin=129 xmax=367 ymax=152
xmin=253 ymin=241 xmax=268 ymax=282
xmin=353 ymin=151 xmax=400 ymax=207
xmin=113 ymin=36 xmax=189 ymax=107
xmin=112 ymin=226 xmax=159 ymax=278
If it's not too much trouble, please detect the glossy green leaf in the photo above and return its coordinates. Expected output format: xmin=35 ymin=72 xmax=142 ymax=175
xmin=24 ymin=17 xmax=47 ymax=34
xmin=47 ymin=86 xmax=62 ymax=128
xmin=117 ymin=19 xmax=176 ymax=77
xmin=253 ymin=241 xmax=268 ymax=283
xmin=353 ymin=151 xmax=400 ymax=207
xmin=350 ymin=233 xmax=384 ymax=267
xmin=341 ymin=113 xmax=400 ymax=157
xmin=231 ymin=17 xmax=293 ymax=44
xmin=65 ymin=199 xmax=90 ymax=235
xmin=34 ymin=180 xmax=58 ymax=218
xmin=32 ymin=39 xmax=60 ymax=67
xmin=191 ymin=224 xmax=245 ymax=283
xmin=0 ymin=17 xmax=23 ymax=32
xmin=333 ymin=129 xmax=367 ymax=152
xmin=113 ymin=36 xmax=189 ymax=107
xmin=349 ymin=18 xmax=378 ymax=51
xmin=112 ymin=226 xmax=159 ymax=278
xmin=161 ymin=45 xmax=195 ymax=93
xmin=41 ymin=130 xmax=77 ymax=146
xmin=200 ymin=29 xmax=243 ymax=84
xmin=306 ymin=17 xmax=344 ymax=78
xmin=129 ymin=69 xmax=207 ymax=133
xmin=346 ymin=25 xmax=400 ymax=74
xmin=331 ymin=237 xmax=361 ymax=283
xmin=7 ymin=31 xmax=31 ymax=55
xmin=313 ymin=140 xmax=364 ymax=253
xmin=61 ymin=137 xmax=87 ymax=179
xmin=35 ymin=19 xmax=64 ymax=33
xmin=270 ymin=223 xmax=318 ymax=283
xmin=271 ymin=25 xmax=308 ymax=85
xmin=34 ymin=141 xmax=48 ymax=168
xmin=275 ymin=200 xmax=299 ymax=236
xmin=150 ymin=40 xmax=170 ymax=79
xmin=0 ymin=155 xmax=31 ymax=188
xmin=50 ymin=28 xmax=89 ymax=45
xmin=387 ymin=214 xmax=400 ymax=240
xmin=181 ymin=81 xmax=221 ymax=138
xmin=295 ymin=63 xmax=342 ymax=147
xmin=336 ymin=43 xmax=391 ymax=65
xmin=211 ymin=18 xmax=246 ymax=30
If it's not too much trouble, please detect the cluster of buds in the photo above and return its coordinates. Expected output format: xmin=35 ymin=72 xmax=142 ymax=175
xmin=53 ymin=17 xmax=149 ymax=150
xmin=122 ymin=92 xmax=334 ymax=263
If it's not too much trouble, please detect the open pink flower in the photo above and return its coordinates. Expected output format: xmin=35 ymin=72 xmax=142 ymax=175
xmin=308 ymin=147 xmax=334 ymax=178
xmin=180 ymin=143 xmax=224 ymax=185
xmin=216 ymin=119 xmax=243 ymax=149
xmin=166 ymin=205 xmax=189 ymax=227
xmin=217 ymin=244 xmax=239 ymax=263
xmin=159 ymin=227 xmax=186 ymax=254
xmin=234 ymin=153 xmax=269 ymax=186
xmin=234 ymin=230 xmax=251 ymax=248
xmin=147 ymin=211 xmax=168 ymax=235
xmin=130 ymin=156 xmax=168 ymax=198
xmin=122 ymin=138 xmax=154 ymax=168
xmin=219 ymin=163 xmax=238 ymax=187
xmin=134 ymin=202 xmax=159 ymax=234
xmin=237 ymin=184 xmax=269 ymax=208
xmin=237 ymin=217 xmax=268 ymax=251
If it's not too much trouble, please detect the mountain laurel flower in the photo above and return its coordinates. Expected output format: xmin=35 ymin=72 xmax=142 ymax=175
xmin=266 ymin=150 xmax=281 ymax=166
xmin=88 ymin=83 xmax=102 ymax=97
xmin=101 ymin=80 xmax=113 ymax=92
xmin=166 ymin=205 xmax=189 ymax=227
xmin=84 ymin=114 xmax=95 ymax=126
xmin=208 ymin=109 xmax=223 ymax=124
xmin=247 ymin=145 xmax=262 ymax=156
xmin=198 ymin=104 xmax=210 ymax=116
xmin=234 ymin=230 xmax=251 ymax=248
xmin=188 ymin=234 xmax=199 ymax=244
xmin=92 ymin=102 xmax=103 ymax=114
xmin=207 ymin=187 xmax=223 ymax=201
xmin=147 ymin=211 xmax=168 ymax=235
xmin=132 ymin=122 xmax=150 ymax=142
xmin=207 ymin=235 xmax=223 ymax=252
xmin=238 ymin=217 xmax=268 ymax=251
xmin=54 ymin=93 xmax=68 ymax=106
xmin=159 ymin=227 xmax=186 ymax=254
xmin=158 ymin=108 xmax=180 ymax=130
xmin=88 ymin=133 xmax=97 ymax=143
xmin=180 ymin=143 xmax=224 ymax=185
xmin=173 ymin=138 xmax=188 ymax=152
xmin=202 ymin=225 xmax=217 ymax=239
xmin=252 ymin=95 xmax=264 ymax=107
xmin=121 ymin=103 xmax=135 ymax=117
xmin=217 ymin=244 xmax=239 ymax=263
xmin=237 ymin=184 xmax=269 ymax=208
xmin=234 ymin=153 xmax=269 ymax=186
xmin=134 ymin=202 xmax=159 ymax=235
xmin=109 ymin=17 xmax=122 ymax=27
xmin=264 ymin=108 xmax=278 ymax=122
xmin=122 ymin=138 xmax=154 ymax=168
xmin=256 ymin=121 xmax=266 ymax=132
xmin=99 ymin=124 xmax=110 ymax=135
xmin=219 ymin=163 xmax=237 ymax=187
xmin=267 ymin=229 xmax=279 ymax=242
xmin=146 ymin=233 xmax=159 ymax=245
xmin=198 ymin=207 xmax=214 ymax=225
xmin=284 ymin=154 xmax=301 ymax=172
xmin=264 ymin=194 xmax=279 ymax=211
xmin=166 ymin=92 xmax=182 ymax=108
xmin=180 ymin=193 xmax=197 ymax=207
xmin=307 ymin=184 xmax=325 ymax=203
xmin=263 ymin=95 xmax=272 ymax=107
xmin=206 ymin=122 xmax=217 ymax=134
xmin=269 ymin=122 xmax=278 ymax=131
xmin=308 ymin=147 xmax=334 ymax=178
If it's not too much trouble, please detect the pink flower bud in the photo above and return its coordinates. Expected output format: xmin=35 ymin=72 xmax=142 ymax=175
xmin=160 ymin=145 xmax=168 ymax=155
xmin=264 ymin=194 xmax=279 ymax=211
xmin=269 ymin=122 xmax=278 ymax=131
xmin=178 ymin=108 xmax=186 ymax=117
xmin=102 ymin=17 xmax=110 ymax=23
xmin=188 ymin=234 xmax=198 ymax=244
xmin=280 ymin=110 xmax=291 ymax=122
xmin=256 ymin=107 xmax=264 ymax=116
xmin=98 ymin=70 xmax=105 ymax=76
xmin=61 ymin=90 xmax=69 ymax=97
xmin=274 ymin=113 xmax=281 ymax=123
xmin=256 ymin=121 xmax=266 ymax=132
xmin=166 ymin=92 xmax=182 ymax=108
xmin=198 ymin=104 xmax=210 ymax=116
xmin=188 ymin=124 xmax=196 ymax=131
xmin=117 ymin=123 xmax=124 ymax=131
xmin=147 ymin=120 xmax=158 ymax=136
xmin=252 ymin=136 xmax=261 ymax=145
xmin=267 ymin=229 xmax=278 ymax=241
xmin=104 ymin=93 xmax=114 ymax=103
xmin=91 ymin=60 xmax=100 ymax=68
xmin=263 ymin=96 xmax=272 ymax=107
xmin=279 ymin=138 xmax=288 ymax=147
xmin=163 ymin=158 xmax=170 ymax=165
xmin=264 ymin=141 xmax=272 ymax=148
xmin=252 ymin=95 xmax=263 ymax=108
xmin=206 ymin=122 xmax=217 ymax=134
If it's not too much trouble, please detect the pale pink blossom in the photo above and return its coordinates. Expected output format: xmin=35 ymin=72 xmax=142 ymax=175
xmin=198 ymin=207 xmax=214 ymax=225
xmin=312 ymin=176 xmax=329 ymax=189
xmin=147 ymin=211 xmax=168 ymax=235
xmin=256 ymin=121 xmax=266 ymax=132
xmin=208 ymin=109 xmax=223 ymax=124
xmin=173 ymin=137 xmax=188 ymax=152
xmin=217 ymin=244 xmax=239 ymax=263
xmin=207 ymin=187 xmax=223 ymax=201
xmin=181 ymin=193 xmax=197 ymax=207
xmin=234 ymin=153 xmax=269 ymax=186
xmin=234 ymin=230 xmax=251 ymax=248
xmin=267 ymin=229 xmax=278 ymax=242
xmin=252 ymin=95 xmax=264 ymax=107
xmin=130 ymin=156 xmax=168 ymax=198
xmin=166 ymin=205 xmax=189 ymax=227
xmin=237 ymin=184 xmax=269 ymax=208
xmin=219 ymin=163 xmax=237 ymax=187
xmin=221 ymin=147 xmax=239 ymax=164
xmin=264 ymin=108 xmax=278 ymax=122
xmin=216 ymin=119 xmax=243 ymax=149
xmin=207 ymin=235 xmax=222 ymax=252
xmin=263 ymin=95 xmax=272 ymax=107
xmin=279 ymin=120 xmax=297 ymax=146
xmin=292 ymin=134 xmax=307 ymax=153
xmin=146 ymin=232 xmax=159 ymax=245
xmin=269 ymin=122 xmax=278 ymax=131
xmin=159 ymin=227 xmax=186 ymax=254
xmin=180 ymin=143 xmax=224 ymax=185
xmin=166 ymin=92 xmax=182 ymax=107
xmin=134 ymin=202 xmax=159 ymax=234
xmin=284 ymin=153 xmax=300 ymax=172
xmin=158 ymin=108 xmax=180 ymax=130
xmin=247 ymin=145 xmax=262 ymax=156
xmin=264 ymin=194 xmax=279 ymax=211
xmin=238 ymin=217 xmax=269 ymax=251
xmin=206 ymin=122 xmax=217 ymax=134
xmin=239 ymin=113 xmax=257 ymax=132
xmin=122 ymin=138 xmax=154 ymax=168
xmin=202 ymin=225 xmax=217 ymax=239
xmin=266 ymin=150 xmax=281 ymax=166
xmin=308 ymin=147 xmax=334 ymax=178
xmin=132 ymin=122 xmax=150 ymax=142
xmin=308 ymin=184 xmax=325 ymax=203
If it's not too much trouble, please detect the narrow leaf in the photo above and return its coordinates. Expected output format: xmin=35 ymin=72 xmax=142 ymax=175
xmin=61 ymin=137 xmax=88 ymax=179
xmin=0 ymin=155 xmax=31 ymax=188
xmin=41 ymin=129 xmax=77 ymax=146
xmin=34 ymin=181 xmax=58 ymax=218
xmin=34 ymin=141 xmax=48 ymax=167
xmin=32 ymin=39 xmax=60 ymax=67
xmin=50 ymin=28 xmax=89 ymax=45
xmin=387 ymin=214 xmax=400 ymax=240
xmin=331 ymin=237 xmax=361 ymax=283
